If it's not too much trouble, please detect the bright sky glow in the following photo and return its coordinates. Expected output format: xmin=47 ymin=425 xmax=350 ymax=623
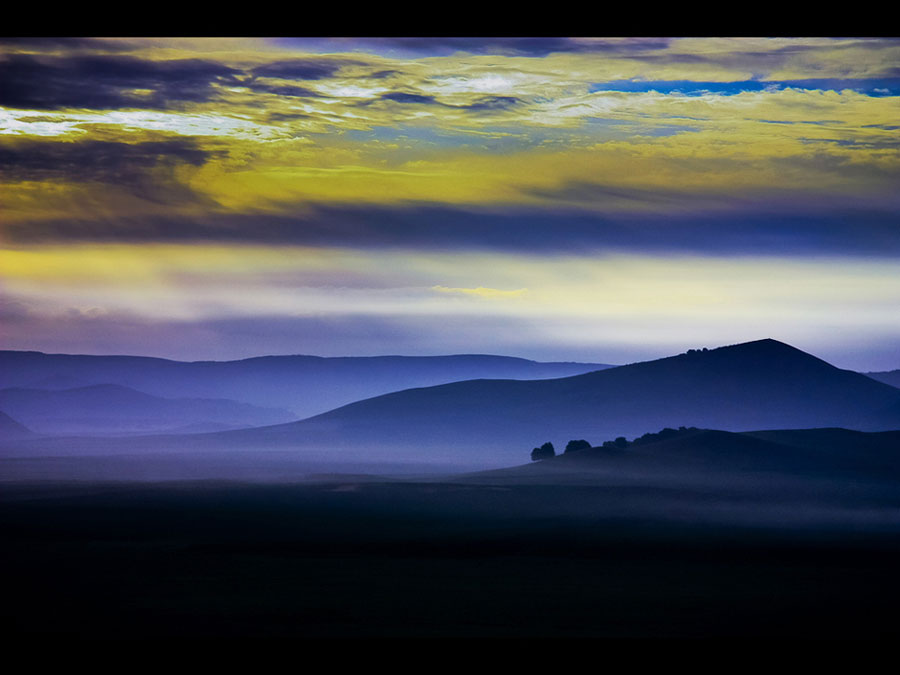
xmin=1 ymin=37 xmax=899 ymax=369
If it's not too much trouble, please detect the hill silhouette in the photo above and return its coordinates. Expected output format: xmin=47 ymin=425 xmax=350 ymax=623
xmin=0 ymin=384 xmax=296 ymax=434
xmin=220 ymin=339 xmax=900 ymax=464
xmin=0 ymin=351 xmax=612 ymax=419
xmin=4 ymin=339 xmax=899 ymax=472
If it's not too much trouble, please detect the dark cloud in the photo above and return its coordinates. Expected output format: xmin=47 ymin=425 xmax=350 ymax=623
xmin=771 ymin=150 xmax=900 ymax=180
xmin=631 ymin=52 xmax=720 ymax=65
xmin=463 ymin=95 xmax=521 ymax=111
xmin=6 ymin=200 xmax=900 ymax=257
xmin=0 ymin=37 xmax=140 ymax=53
xmin=249 ymin=58 xmax=355 ymax=80
xmin=797 ymin=137 xmax=900 ymax=151
xmin=266 ymin=111 xmax=313 ymax=123
xmin=0 ymin=137 xmax=212 ymax=179
xmin=522 ymin=181 xmax=737 ymax=208
xmin=375 ymin=92 xmax=520 ymax=111
xmin=0 ymin=137 xmax=221 ymax=203
xmin=368 ymin=70 xmax=401 ymax=79
xmin=0 ymin=37 xmax=121 ymax=51
xmin=381 ymin=91 xmax=438 ymax=105
xmin=338 ymin=37 xmax=672 ymax=57
xmin=0 ymin=54 xmax=240 ymax=110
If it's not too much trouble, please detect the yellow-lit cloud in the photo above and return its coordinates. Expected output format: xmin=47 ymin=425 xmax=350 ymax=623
xmin=2 ymin=37 xmax=898 ymax=230
xmin=4 ymin=244 xmax=898 ymax=323
xmin=432 ymin=285 xmax=528 ymax=299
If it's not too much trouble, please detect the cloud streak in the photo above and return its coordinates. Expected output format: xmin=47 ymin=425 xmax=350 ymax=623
xmin=0 ymin=53 xmax=240 ymax=110
xmin=5 ymin=202 xmax=900 ymax=257
xmin=432 ymin=285 xmax=528 ymax=299
xmin=0 ymin=137 xmax=221 ymax=205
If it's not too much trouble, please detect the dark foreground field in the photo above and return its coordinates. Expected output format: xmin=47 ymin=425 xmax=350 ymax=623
xmin=3 ymin=471 xmax=900 ymax=642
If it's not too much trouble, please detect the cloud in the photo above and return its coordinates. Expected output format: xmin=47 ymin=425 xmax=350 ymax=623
xmin=5 ymin=200 xmax=900 ymax=257
xmin=316 ymin=38 xmax=672 ymax=58
xmin=627 ymin=38 xmax=900 ymax=80
xmin=0 ymin=37 xmax=135 ymax=52
xmin=0 ymin=54 xmax=240 ymax=110
xmin=462 ymin=95 xmax=521 ymax=111
xmin=0 ymin=307 xmax=551 ymax=362
xmin=249 ymin=58 xmax=357 ymax=80
xmin=4 ymin=249 xmax=900 ymax=369
xmin=2 ymin=39 xmax=899 ymax=258
xmin=0 ymin=137 xmax=221 ymax=203
xmin=432 ymin=285 xmax=528 ymax=299
xmin=380 ymin=91 xmax=439 ymax=105
xmin=373 ymin=92 xmax=521 ymax=113
xmin=520 ymin=181 xmax=736 ymax=209
xmin=0 ymin=137 xmax=213 ymax=177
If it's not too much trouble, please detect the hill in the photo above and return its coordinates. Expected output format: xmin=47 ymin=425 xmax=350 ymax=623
xmin=218 ymin=339 xmax=900 ymax=465
xmin=470 ymin=426 xmax=900 ymax=484
xmin=4 ymin=339 xmax=899 ymax=472
xmin=0 ymin=384 xmax=296 ymax=435
xmin=0 ymin=351 xmax=612 ymax=419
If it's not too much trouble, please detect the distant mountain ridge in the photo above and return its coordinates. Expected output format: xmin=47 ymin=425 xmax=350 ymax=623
xmin=0 ymin=384 xmax=296 ymax=435
xmin=3 ymin=340 xmax=899 ymax=471
xmin=0 ymin=351 xmax=613 ymax=420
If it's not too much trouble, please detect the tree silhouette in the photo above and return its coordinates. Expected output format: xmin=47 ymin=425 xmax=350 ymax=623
xmin=531 ymin=442 xmax=555 ymax=461
xmin=564 ymin=439 xmax=591 ymax=454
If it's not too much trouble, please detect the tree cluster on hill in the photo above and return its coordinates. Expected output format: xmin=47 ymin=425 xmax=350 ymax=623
xmin=530 ymin=442 xmax=555 ymax=461
xmin=564 ymin=439 xmax=591 ymax=454
xmin=630 ymin=426 xmax=699 ymax=446
xmin=529 ymin=426 xmax=702 ymax=460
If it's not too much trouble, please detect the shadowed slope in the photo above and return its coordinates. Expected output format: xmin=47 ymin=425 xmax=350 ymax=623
xmin=241 ymin=339 xmax=900 ymax=463
xmin=0 ymin=351 xmax=612 ymax=419
xmin=0 ymin=384 xmax=296 ymax=434
xmin=4 ymin=340 xmax=899 ymax=471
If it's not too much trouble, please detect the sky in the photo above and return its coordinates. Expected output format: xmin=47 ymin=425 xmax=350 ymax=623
xmin=1 ymin=37 xmax=899 ymax=370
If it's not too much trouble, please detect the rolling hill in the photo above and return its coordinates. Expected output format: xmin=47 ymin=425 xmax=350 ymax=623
xmin=4 ymin=339 xmax=899 ymax=473
xmin=0 ymin=351 xmax=612 ymax=419
xmin=0 ymin=384 xmax=296 ymax=435
xmin=473 ymin=426 xmax=900 ymax=481
xmin=217 ymin=338 xmax=900 ymax=465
